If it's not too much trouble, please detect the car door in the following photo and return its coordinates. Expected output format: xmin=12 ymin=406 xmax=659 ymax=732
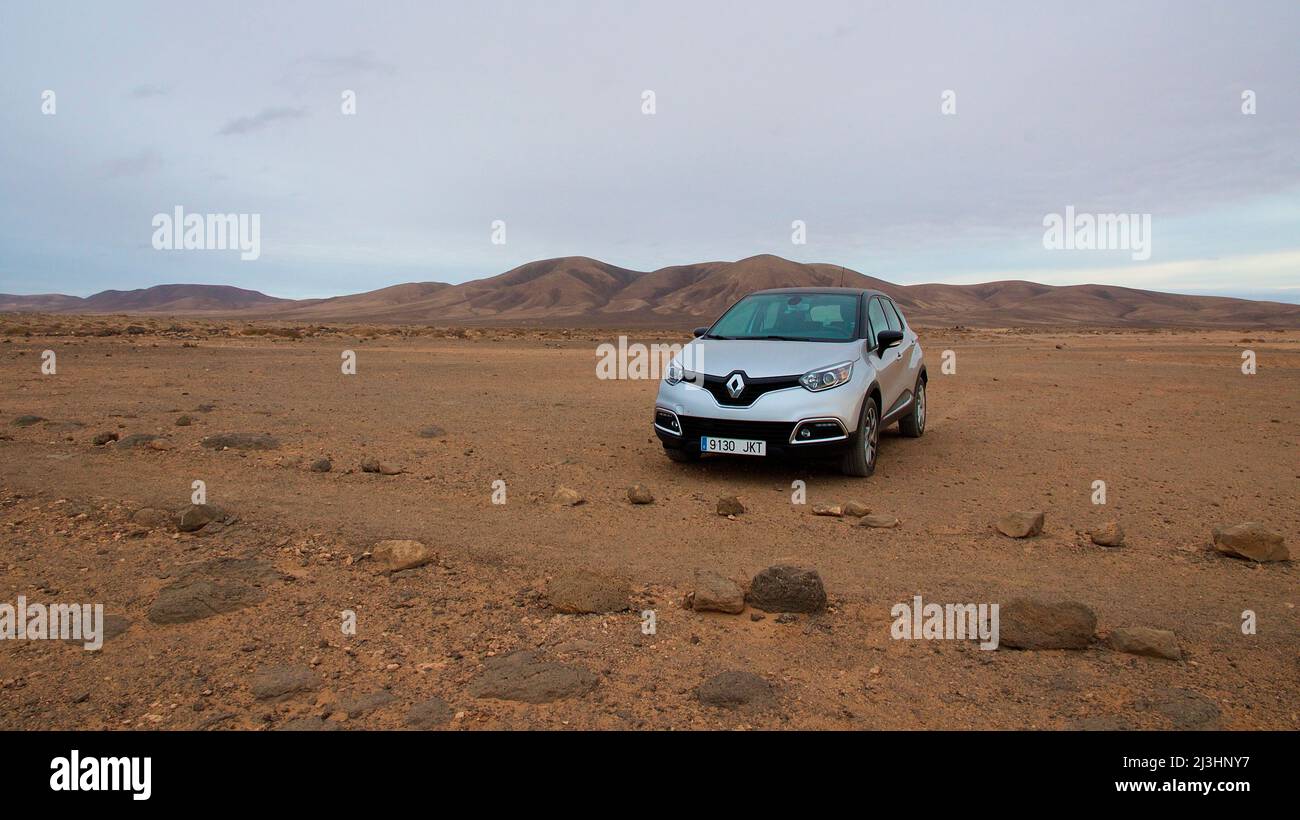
xmin=865 ymin=296 xmax=908 ymax=414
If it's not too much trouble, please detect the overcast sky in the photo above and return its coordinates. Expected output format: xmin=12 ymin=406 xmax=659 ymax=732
xmin=1 ymin=0 xmax=1298 ymax=301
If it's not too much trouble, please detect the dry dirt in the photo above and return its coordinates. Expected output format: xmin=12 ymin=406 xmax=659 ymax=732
xmin=0 ymin=320 xmax=1296 ymax=730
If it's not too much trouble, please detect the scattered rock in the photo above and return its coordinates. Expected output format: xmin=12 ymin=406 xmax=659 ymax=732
xmin=372 ymin=539 xmax=436 ymax=571
xmin=697 ymin=671 xmax=776 ymax=710
xmin=1109 ymin=626 xmax=1180 ymax=660
xmin=996 ymin=510 xmax=1045 ymax=538
xmin=1089 ymin=521 xmax=1125 ymax=547
xmin=12 ymin=415 xmax=45 ymax=427
xmin=147 ymin=558 xmax=280 ymax=624
xmin=175 ymin=415 xmax=194 ymax=427
xmin=377 ymin=462 xmax=403 ymax=475
xmin=468 ymin=650 xmax=598 ymax=703
xmin=775 ymin=612 xmax=798 ymax=624
xmin=716 ymin=496 xmax=745 ymax=516
xmin=146 ymin=438 xmax=174 ymax=451
xmin=360 ymin=457 xmax=381 ymax=473
xmin=843 ymin=501 xmax=871 ymax=518
xmin=858 ymin=514 xmax=899 ymax=528
xmin=250 ymin=664 xmax=319 ymax=701
xmin=416 ymin=425 xmax=447 ymax=438
xmin=1212 ymin=522 xmax=1288 ymax=562
xmin=200 ymin=432 xmax=280 ymax=451
xmin=747 ymin=564 xmax=827 ymax=613
xmin=626 ymin=484 xmax=655 ymax=504
xmin=999 ymin=597 xmax=1096 ymax=650
xmin=91 ymin=432 xmax=119 ymax=446
xmin=812 ymin=503 xmax=843 ymax=517
xmin=310 ymin=457 xmax=332 ymax=473
xmin=553 ymin=486 xmax=585 ymax=506
xmin=546 ymin=568 xmax=629 ymax=614
xmin=692 ymin=570 xmax=745 ymax=614
xmin=404 ymin=697 xmax=453 ymax=729
xmin=177 ymin=503 xmax=224 ymax=533
xmin=116 ymin=433 xmax=159 ymax=449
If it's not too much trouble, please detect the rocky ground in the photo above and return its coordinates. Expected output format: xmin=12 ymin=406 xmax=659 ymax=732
xmin=0 ymin=318 xmax=1296 ymax=730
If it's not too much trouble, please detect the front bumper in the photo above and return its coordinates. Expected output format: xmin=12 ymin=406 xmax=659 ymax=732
xmin=654 ymin=373 xmax=866 ymax=458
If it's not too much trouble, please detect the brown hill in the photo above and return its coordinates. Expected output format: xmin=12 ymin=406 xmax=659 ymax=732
xmin=3 ymin=256 xmax=1298 ymax=328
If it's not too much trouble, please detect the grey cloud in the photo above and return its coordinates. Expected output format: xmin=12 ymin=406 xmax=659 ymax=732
xmin=127 ymin=83 xmax=168 ymax=99
xmin=216 ymin=106 xmax=309 ymax=136
xmin=101 ymin=149 xmax=161 ymax=179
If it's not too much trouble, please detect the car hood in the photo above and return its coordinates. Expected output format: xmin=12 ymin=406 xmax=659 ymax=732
xmin=680 ymin=339 xmax=864 ymax=378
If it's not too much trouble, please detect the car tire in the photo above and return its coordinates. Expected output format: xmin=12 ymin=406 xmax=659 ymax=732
xmin=840 ymin=395 xmax=880 ymax=477
xmin=663 ymin=445 xmax=699 ymax=463
xmin=898 ymin=376 xmax=926 ymax=438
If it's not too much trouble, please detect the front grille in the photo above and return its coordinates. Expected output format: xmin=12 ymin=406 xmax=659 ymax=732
xmin=677 ymin=416 xmax=797 ymax=445
xmin=685 ymin=370 xmax=802 ymax=407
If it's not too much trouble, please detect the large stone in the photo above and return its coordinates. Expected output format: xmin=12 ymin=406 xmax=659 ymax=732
xmin=996 ymin=510 xmax=1045 ymax=538
xmin=999 ymin=597 xmax=1096 ymax=650
xmin=1143 ymin=688 xmax=1221 ymax=730
xmin=692 ymin=570 xmax=745 ymax=614
xmin=417 ymin=425 xmax=447 ymax=439
xmin=131 ymin=506 xmax=173 ymax=529
xmin=148 ymin=558 xmax=280 ymax=624
xmin=546 ymin=569 xmax=629 ymax=613
xmin=200 ymin=432 xmax=280 ymax=451
xmin=812 ymin=504 xmax=843 ymax=517
xmin=697 ymin=671 xmax=776 ymax=710
xmin=1109 ymin=626 xmax=1180 ymax=660
xmin=404 ymin=697 xmax=454 ymax=729
xmin=467 ymin=651 xmax=598 ymax=703
xmin=1090 ymin=521 xmax=1125 ymax=547
xmin=716 ymin=496 xmax=745 ymax=516
xmin=91 ymin=432 xmax=119 ymax=446
xmin=843 ymin=501 xmax=871 ymax=518
xmin=858 ymin=514 xmax=899 ymax=528
xmin=250 ymin=664 xmax=319 ymax=700
xmin=12 ymin=414 xmax=45 ymax=427
xmin=372 ymin=539 xmax=436 ymax=571
xmin=177 ymin=503 xmax=224 ymax=532
xmin=116 ymin=433 xmax=159 ymax=449
xmin=1212 ymin=522 xmax=1288 ymax=562
xmin=747 ymin=564 xmax=827 ymax=613
xmin=338 ymin=690 xmax=396 ymax=718
xmin=553 ymin=486 xmax=584 ymax=506
xmin=627 ymin=484 xmax=655 ymax=504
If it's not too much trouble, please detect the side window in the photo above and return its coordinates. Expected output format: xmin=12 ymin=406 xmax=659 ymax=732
xmin=866 ymin=297 xmax=888 ymax=348
xmin=883 ymin=299 xmax=903 ymax=333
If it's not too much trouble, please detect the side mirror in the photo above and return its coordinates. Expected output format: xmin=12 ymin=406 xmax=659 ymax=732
xmin=875 ymin=330 xmax=904 ymax=357
xmin=692 ymin=326 xmax=709 ymax=338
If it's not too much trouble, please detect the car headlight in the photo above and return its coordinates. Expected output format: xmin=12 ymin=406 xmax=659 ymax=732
xmin=665 ymin=359 xmax=684 ymax=385
xmin=799 ymin=361 xmax=853 ymax=392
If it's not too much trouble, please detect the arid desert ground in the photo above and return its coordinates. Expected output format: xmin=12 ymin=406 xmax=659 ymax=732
xmin=0 ymin=317 xmax=1296 ymax=730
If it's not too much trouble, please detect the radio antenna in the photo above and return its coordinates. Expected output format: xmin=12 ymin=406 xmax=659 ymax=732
xmin=839 ymin=265 xmax=847 ymax=288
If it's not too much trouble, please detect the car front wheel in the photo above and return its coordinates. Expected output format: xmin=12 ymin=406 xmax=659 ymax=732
xmin=840 ymin=397 xmax=879 ymax=477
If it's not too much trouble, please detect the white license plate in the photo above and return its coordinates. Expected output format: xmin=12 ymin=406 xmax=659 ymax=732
xmin=700 ymin=436 xmax=766 ymax=456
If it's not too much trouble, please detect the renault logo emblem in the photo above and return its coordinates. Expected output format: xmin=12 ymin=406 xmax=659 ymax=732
xmin=725 ymin=373 xmax=745 ymax=398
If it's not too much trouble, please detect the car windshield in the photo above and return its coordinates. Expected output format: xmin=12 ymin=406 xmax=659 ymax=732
xmin=705 ymin=293 xmax=859 ymax=341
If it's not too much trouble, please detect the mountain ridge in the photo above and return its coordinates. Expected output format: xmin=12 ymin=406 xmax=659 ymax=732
xmin=3 ymin=255 xmax=1298 ymax=328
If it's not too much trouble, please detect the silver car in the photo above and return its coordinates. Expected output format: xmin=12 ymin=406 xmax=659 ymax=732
xmin=653 ymin=287 xmax=926 ymax=476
